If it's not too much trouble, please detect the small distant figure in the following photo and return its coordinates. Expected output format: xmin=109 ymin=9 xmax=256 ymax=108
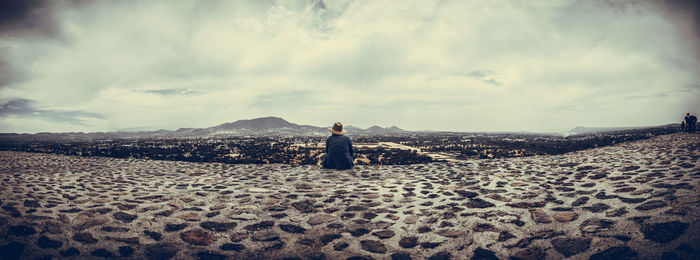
xmin=685 ymin=112 xmax=697 ymax=133
xmin=681 ymin=121 xmax=686 ymax=131
xmin=322 ymin=122 xmax=354 ymax=170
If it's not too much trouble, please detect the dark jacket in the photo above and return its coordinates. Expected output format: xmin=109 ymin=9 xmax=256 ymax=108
xmin=322 ymin=134 xmax=354 ymax=169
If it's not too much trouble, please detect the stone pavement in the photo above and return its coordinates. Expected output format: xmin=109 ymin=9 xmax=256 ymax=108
xmin=0 ymin=133 xmax=698 ymax=259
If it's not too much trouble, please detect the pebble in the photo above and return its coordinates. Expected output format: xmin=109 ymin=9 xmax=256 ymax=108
xmin=37 ymin=236 xmax=63 ymax=249
xmin=91 ymin=248 xmax=114 ymax=258
xmin=583 ymin=203 xmax=611 ymax=213
xmin=430 ymin=252 xmax=454 ymax=260
xmin=471 ymin=247 xmax=498 ymax=260
xmin=180 ymin=229 xmax=216 ymax=246
xmin=252 ymin=231 xmax=280 ymax=242
xmin=635 ymin=200 xmax=668 ymax=211
xmin=551 ymin=237 xmax=591 ymax=257
xmin=361 ymin=240 xmax=387 ymax=254
xmin=243 ymin=220 xmax=275 ymax=231
xmin=465 ymin=198 xmax=495 ymax=208
xmin=59 ymin=247 xmax=80 ymax=257
xmin=73 ymin=232 xmax=98 ymax=244
xmin=8 ymin=225 xmax=36 ymax=236
xmin=334 ymin=242 xmax=350 ymax=251
xmin=145 ymin=243 xmax=180 ymax=259
xmin=119 ymin=246 xmax=134 ymax=257
xmin=399 ymin=237 xmax=418 ymax=248
xmin=165 ymin=223 xmax=188 ymax=232
xmin=307 ymin=214 xmax=337 ymax=226
xmin=280 ymin=224 xmax=306 ymax=234
xmin=320 ymin=233 xmax=342 ymax=245
xmin=529 ymin=209 xmax=551 ymax=223
xmin=200 ymin=221 xmax=237 ymax=232
xmin=176 ymin=212 xmax=200 ymax=221
xmin=372 ymin=230 xmax=395 ymax=239
xmin=641 ymin=221 xmax=689 ymax=243
xmin=113 ymin=212 xmax=138 ymax=223
xmin=0 ymin=241 xmax=25 ymax=260
xmin=552 ymin=212 xmax=577 ymax=222
xmin=589 ymin=246 xmax=638 ymax=260
xmin=391 ymin=252 xmax=413 ymax=260
xmin=220 ymin=243 xmax=245 ymax=251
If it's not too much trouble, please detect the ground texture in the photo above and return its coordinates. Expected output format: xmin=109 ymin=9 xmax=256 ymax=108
xmin=0 ymin=133 xmax=699 ymax=259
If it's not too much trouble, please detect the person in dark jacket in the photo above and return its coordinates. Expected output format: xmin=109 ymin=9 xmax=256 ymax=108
xmin=686 ymin=112 xmax=697 ymax=133
xmin=322 ymin=122 xmax=354 ymax=170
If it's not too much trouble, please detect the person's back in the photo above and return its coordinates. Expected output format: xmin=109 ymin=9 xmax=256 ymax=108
xmin=322 ymin=122 xmax=354 ymax=170
xmin=691 ymin=115 xmax=698 ymax=133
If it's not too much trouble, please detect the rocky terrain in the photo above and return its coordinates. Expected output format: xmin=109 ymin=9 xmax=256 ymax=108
xmin=0 ymin=133 xmax=698 ymax=259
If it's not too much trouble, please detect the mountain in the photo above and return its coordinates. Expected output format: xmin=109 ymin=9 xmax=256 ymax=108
xmin=151 ymin=118 xmax=409 ymax=136
xmin=344 ymin=125 xmax=407 ymax=134
xmin=183 ymin=117 xmax=326 ymax=136
xmin=0 ymin=116 xmax=416 ymax=139
xmin=211 ymin=117 xmax=299 ymax=130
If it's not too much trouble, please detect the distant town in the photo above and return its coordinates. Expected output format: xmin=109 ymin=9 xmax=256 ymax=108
xmin=0 ymin=117 xmax=680 ymax=165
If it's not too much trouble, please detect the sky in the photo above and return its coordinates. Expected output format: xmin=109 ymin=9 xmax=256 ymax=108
xmin=0 ymin=0 xmax=699 ymax=133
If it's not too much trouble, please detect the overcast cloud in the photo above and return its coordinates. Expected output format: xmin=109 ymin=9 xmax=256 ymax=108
xmin=0 ymin=0 xmax=698 ymax=133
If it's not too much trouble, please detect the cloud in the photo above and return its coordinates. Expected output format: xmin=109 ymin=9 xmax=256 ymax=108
xmin=0 ymin=98 xmax=104 ymax=125
xmin=142 ymin=88 xmax=200 ymax=96
xmin=467 ymin=71 xmax=502 ymax=86
xmin=0 ymin=0 xmax=698 ymax=133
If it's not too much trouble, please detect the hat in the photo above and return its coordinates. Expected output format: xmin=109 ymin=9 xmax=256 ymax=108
xmin=328 ymin=122 xmax=346 ymax=135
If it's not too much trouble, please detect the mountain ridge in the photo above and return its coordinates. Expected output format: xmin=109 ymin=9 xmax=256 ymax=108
xmin=0 ymin=116 xmax=679 ymax=137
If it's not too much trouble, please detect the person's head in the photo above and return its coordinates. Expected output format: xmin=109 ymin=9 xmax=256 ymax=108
xmin=328 ymin=122 xmax=345 ymax=135
xmin=687 ymin=112 xmax=690 ymax=116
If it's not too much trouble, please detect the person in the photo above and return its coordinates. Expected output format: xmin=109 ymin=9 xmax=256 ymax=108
xmin=322 ymin=122 xmax=354 ymax=170
xmin=688 ymin=113 xmax=697 ymax=133
xmin=681 ymin=121 xmax=686 ymax=132
xmin=685 ymin=113 xmax=691 ymax=132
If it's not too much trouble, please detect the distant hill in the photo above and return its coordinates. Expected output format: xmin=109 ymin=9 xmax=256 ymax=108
xmin=158 ymin=117 xmax=408 ymax=136
xmin=347 ymin=125 xmax=407 ymax=134
xmin=0 ymin=116 xmax=679 ymax=139
xmin=175 ymin=117 xmax=326 ymax=136
xmin=0 ymin=117 xmax=412 ymax=139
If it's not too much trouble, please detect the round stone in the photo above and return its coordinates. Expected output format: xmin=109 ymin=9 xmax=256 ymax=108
xmin=280 ymin=224 xmax=306 ymax=234
xmin=252 ymin=231 xmax=280 ymax=242
xmin=8 ymin=225 xmax=36 ymax=236
xmin=180 ymin=229 xmax=216 ymax=246
xmin=220 ymin=243 xmax=245 ymax=251
xmin=641 ymin=221 xmax=689 ymax=243
xmin=635 ymin=200 xmax=668 ymax=211
xmin=200 ymin=221 xmax=236 ymax=232
xmin=37 ymin=236 xmax=63 ymax=249
xmin=73 ymin=232 xmax=98 ymax=244
xmin=372 ymin=230 xmax=395 ymax=239
xmin=551 ymin=237 xmax=591 ymax=257
xmin=145 ymin=243 xmax=180 ymax=260
xmin=113 ymin=212 xmax=138 ymax=223
xmin=589 ymin=246 xmax=637 ymax=260
xmin=399 ymin=237 xmax=418 ymax=248
xmin=553 ymin=212 xmax=578 ymax=222
xmin=360 ymin=240 xmax=387 ymax=254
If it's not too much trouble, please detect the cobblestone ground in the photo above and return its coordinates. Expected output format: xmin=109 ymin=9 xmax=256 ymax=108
xmin=0 ymin=133 xmax=698 ymax=259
